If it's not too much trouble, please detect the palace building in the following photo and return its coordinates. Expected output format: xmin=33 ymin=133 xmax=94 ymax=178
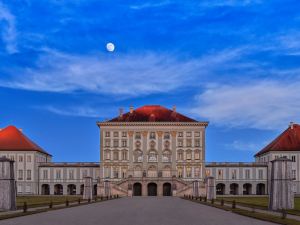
xmin=0 ymin=105 xmax=299 ymax=196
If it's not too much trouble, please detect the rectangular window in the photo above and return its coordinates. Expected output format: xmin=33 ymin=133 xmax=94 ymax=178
xmin=69 ymin=170 xmax=74 ymax=179
xmin=186 ymin=139 xmax=192 ymax=147
xmin=122 ymin=151 xmax=127 ymax=160
xmin=218 ymin=170 xmax=223 ymax=179
xmin=275 ymin=155 xmax=279 ymax=159
xmin=178 ymin=139 xmax=183 ymax=147
xmin=105 ymin=131 xmax=110 ymax=137
xmin=27 ymin=155 xmax=31 ymax=162
xmin=195 ymin=139 xmax=200 ymax=147
xmin=113 ymin=131 xmax=119 ymax=137
xmin=178 ymin=152 xmax=183 ymax=160
xmin=122 ymin=140 xmax=127 ymax=147
xmin=186 ymin=132 xmax=192 ymax=137
xmin=178 ymin=132 xmax=183 ymax=137
xmin=113 ymin=140 xmax=119 ymax=147
xmin=150 ymin=132 xmax=156 ymax=139
xmin=56 ymin=170 xmax=61 ymax=179
xmin=164 ymin=132 xmax=170 ymax=139
xmin=105 ymin=151 xmax=110 ymax=160
xmin=292 ymin=155 xmax=296 ymax=162
xmin=43 ymin=170 xmax=48 ymax=179
xmin=231 ymin=170 xmax=237 ymax=179
xmin=186 ymin=151 xmax=192 ymax=160
xmin=195 ymin=132 xmax=200 ymax=137
xmin=194 ymin=151 xmax=200 ymax=160
xmin=82 ymin=170 xmax=88 ymax=178
xmin=19 ymin=155 xmax=23 ymax=162
xmin=292 ymin=170 xmax=296 ymax=179
xmin=258 ymin=169 xmax=263 ymax=179
xmin=135 ymin=132 xmax=141 ymax=139
xmin=105 ymin=140 xmax=110 ymax=147
xmin=245 ymin=169 xmax=250 ymax=179
xmin=18 ymin=170 xmax=23 ymax=180
xmin=206 ymin=170 xmax=210 ymax=176
xmin=27 ymin=170 xmax=31 ymax=180
xmin=122 ymin=132 xmax=127 ymax=137
xmin=113 ymin=169 xmax=118 ymax=178
xmin=113 ymin=151 xmax=119 ymax=160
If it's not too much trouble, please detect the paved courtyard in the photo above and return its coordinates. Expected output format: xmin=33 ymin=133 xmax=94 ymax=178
xmin=0 ymin=197 xmax=276 ymax=225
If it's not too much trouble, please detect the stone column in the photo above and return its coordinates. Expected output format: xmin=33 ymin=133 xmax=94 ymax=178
xmin=142 ymin=131 xmax=148 ymax=172
xmin=157 ymin=131 xmax=163 ymax=175
xmin=0 ymin=157 xmax=16 ymax=211
xmin=128 ymin=131 xmax=134 ymax=177
xmin=269 ymin=158 xmax=294 ymax=210
xmin=83 ymin=176 xmax=93 ymax=200
xmin=206 ymin=176 xmax=216 ymax=200
xmin=170 ymin=131 xmax=177 ymax=176
xmin=192 ymin=180 xmax=200 ymax=197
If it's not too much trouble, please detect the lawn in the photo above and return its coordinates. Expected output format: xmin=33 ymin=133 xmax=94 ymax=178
xmin=16 ymin=196 xmax=82 ymax=209
xmin=217 ymin=196 xmax=300 ymax=213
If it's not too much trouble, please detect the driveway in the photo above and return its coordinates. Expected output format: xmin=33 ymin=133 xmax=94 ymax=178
xmin=0 ymin=197 xmax=276 ymax=225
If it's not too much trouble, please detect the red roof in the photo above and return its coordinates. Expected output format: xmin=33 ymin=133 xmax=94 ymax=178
xmin=255 ymin=124 xmax=300 ymax=157
xmin=0 ymin=125 xmax=51 ymax=156
xmin=108 ymin=105 xmax=197 ymax=122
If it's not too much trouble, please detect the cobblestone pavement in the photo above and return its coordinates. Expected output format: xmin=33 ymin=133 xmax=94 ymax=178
xmin=0 ymin=197 xmax=276 ymax=225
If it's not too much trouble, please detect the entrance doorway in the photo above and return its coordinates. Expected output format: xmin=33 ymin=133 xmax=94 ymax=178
xmin=163 ymin=183 xmax=172 ymax=196
xmin=133 ymin=183 xmax=142 ymax=196
xmin=147 ymin=183 xmax=157 ymax=196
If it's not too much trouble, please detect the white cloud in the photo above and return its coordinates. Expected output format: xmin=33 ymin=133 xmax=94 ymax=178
xmin=226 ymin=140 xmax=266 ymax=152
xmin=0 ymin=47 xmax=244 ymax=96
xmin=193 ymin=80 xmax=300 ymax=130
xmin=37 ymin=105 xmax=104 ymax=118
xmin=0 ymin=2 xmax=17 ymax=54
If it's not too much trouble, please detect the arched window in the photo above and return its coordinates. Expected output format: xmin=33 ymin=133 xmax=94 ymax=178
xmin=186 ymin=150 xmax=192 ymax=160
xmin=177 ymin=150 xmax=183 ymax=160
xmin=194 ymin=150 xmax=201 ymax=160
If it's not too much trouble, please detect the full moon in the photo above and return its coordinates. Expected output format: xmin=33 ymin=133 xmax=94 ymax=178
xmin=106 ymin=42 xmax=115 ymax=52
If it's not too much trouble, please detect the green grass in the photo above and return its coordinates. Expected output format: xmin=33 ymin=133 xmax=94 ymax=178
xmin=185 ymin=197 xmax=300 ymax=225
xmin=217 ymin=196 xmax=300 ymax=215
xmin=16 ymin=196 xmax=82 ymax=209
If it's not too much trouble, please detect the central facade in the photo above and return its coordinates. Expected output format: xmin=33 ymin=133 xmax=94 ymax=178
xmin=97 ymin=105 xmax=208 ymax=196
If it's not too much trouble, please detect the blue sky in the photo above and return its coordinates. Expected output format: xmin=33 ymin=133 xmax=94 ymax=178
xmin=1 ymin=0 xmax=300 ymax=162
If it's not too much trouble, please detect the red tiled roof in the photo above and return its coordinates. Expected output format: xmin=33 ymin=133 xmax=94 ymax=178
xmin=255 ymin=124 xmax=300 ymax=157
xmin=108 ymin=105 xmax=197 ymax=122
xmin=0 ymin=125 xmax=51 ymax=156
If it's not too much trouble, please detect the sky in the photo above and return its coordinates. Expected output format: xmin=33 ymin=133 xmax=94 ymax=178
xmin=0 ymin=0 xmax=300 ymax=162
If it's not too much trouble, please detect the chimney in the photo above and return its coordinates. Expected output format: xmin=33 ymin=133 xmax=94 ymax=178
xmin=119 ymin=108 xmax=124 ymax=117
xmin=172 ymin=105 xmax=176 ymax=112
xmin=130 ymin=106 xmax=134 ymax=114
xmin=290 ymin=122 xmax=294 ymax=129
